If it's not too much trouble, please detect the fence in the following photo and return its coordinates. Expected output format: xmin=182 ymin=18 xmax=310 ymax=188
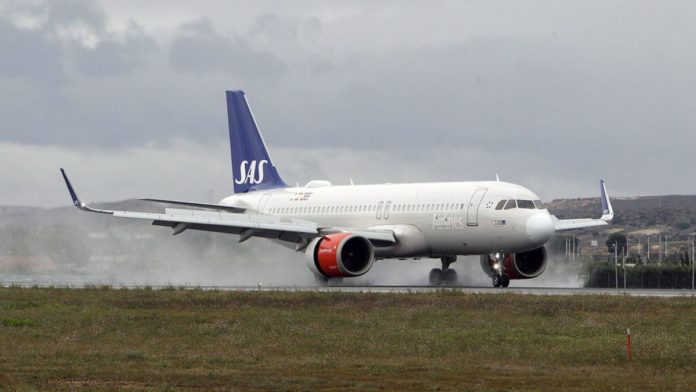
xmin=585 ymin=262 xmax=696 ymax=289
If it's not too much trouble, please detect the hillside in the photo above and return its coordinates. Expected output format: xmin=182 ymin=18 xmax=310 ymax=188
xmin=548 ymin=195 xmax=696 ymax=240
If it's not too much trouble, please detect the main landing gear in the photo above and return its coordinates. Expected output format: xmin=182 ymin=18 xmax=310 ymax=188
xmin=429 ymin=256 xmax=459 ymax=286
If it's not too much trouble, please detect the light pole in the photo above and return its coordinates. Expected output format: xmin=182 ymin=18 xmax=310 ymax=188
xmin=623 ymin=245 xmax=627 ymax=289
xmin=658 ymin=235 xmax=662 ymax=265
xmin=691 ymin=233 xmax=695 ymax=291
xmin=614 ymin=241 xmax=619 ymax=289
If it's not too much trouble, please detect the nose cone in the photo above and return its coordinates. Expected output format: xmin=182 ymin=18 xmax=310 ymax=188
xmin=526 ymin=213 xmax=555 ymax=245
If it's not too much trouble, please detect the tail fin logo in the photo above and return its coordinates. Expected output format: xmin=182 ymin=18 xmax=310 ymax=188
xmin=235 ymin=159 xmax=268 ymax=185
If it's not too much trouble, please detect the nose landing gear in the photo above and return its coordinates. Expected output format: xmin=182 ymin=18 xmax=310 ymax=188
xmin=428 ymin=256 xmax=459 ymax=286
xmin=492 ymin=273 xmax=510 ymax=288
xmin=491 ymin=252 xmax=510 ymax=288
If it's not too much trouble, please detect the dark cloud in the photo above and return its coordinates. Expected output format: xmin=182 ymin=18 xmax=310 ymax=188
xmin=168 ymin=17 xmax=286 ymax=77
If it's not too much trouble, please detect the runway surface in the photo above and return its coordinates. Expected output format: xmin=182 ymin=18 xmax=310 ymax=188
xmin=2 ymin=282 xmax=696 ymax=297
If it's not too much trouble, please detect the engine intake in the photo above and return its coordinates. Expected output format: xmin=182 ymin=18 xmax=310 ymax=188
xmin=306 ymin=233 xmax=374 ymax=277
xmin=480 ymin=247 xmax=547 ymax=279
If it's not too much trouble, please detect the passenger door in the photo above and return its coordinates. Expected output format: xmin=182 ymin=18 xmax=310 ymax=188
xmin=466 ymin=188 xmax=488 ymax=226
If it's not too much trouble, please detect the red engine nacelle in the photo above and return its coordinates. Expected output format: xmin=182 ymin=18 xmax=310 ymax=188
xmin=480 ymin=247 xmax=548 ymax=279
xmin=305 ymin=233 xmax=374 ymax=277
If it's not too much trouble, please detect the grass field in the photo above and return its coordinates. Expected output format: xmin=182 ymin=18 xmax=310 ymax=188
xmin=1 ymin=288 xmax=696 ymax=391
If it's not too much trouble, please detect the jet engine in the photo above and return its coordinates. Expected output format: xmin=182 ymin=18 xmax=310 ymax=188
xmin=480 ymin=246 xmax=548 ymax=280
xmin=305 ymin=233 xmax=374 ymax=278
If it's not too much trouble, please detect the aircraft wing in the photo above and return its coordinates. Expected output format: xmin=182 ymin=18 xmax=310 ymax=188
xmin=552 ymin=180 xmax=614 ymax=232
xmin=60 ymin=169 xmax=395 ymax=246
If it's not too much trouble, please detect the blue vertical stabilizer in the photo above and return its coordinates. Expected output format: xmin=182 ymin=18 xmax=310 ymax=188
xmin=226 ymin=90 xmax=287 ymax=193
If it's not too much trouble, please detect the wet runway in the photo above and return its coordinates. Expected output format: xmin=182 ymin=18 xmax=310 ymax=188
xmin=2 ymin=282 xmax=696 ymax=297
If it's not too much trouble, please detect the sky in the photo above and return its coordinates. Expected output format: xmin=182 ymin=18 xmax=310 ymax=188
xmin=1 ymin=0 xmax=695 ymax=207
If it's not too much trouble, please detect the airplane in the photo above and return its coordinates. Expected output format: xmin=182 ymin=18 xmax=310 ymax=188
xmin=60 ymin=90 xmax=614 ymax=287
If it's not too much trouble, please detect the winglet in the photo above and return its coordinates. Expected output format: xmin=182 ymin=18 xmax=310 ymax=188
xmin=600 ymin=180 xmax=614 ymax=222
xmin=59 ymin=169 xmax=112 ymax=214
xmin=60 ymin=168 xmax=81 ymax=207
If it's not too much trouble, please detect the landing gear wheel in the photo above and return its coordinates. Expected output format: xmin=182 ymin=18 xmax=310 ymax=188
xmin=492 ymin=273 xmax=502 ymax=288
xmin=429 ymin=268 xmax=444 ymax=286
xmin=500 ymin=274 xmax=510 ymax=288
xmin=443 ymin=269 xmax=458 ymax=284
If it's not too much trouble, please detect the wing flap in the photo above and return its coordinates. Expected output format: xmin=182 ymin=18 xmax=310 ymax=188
xmin=319 ymin=227 xmax=396 ymax=245
xmin=113 ymin=208 xmax=319 ymax=238
xmin=139 ymin=198 xmax=245 ymax=213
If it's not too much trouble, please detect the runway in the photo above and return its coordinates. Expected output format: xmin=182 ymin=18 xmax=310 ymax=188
xmin=2 ymin=282 xmax=696 ymax=297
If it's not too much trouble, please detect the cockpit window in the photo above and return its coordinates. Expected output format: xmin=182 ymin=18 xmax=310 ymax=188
xmin=495 ymin=200 xmax=506 ymax=210
xmin=517 ymin=200 xmax=535 ymax=209
xmin=533 ymin=200 xmax=546 ymax=209
xmin=503 ymin=199 xmax=517 ymax=210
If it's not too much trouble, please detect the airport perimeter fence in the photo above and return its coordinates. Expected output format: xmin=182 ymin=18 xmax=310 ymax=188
xmin=585 ymin=262 xmax=696 ymax=289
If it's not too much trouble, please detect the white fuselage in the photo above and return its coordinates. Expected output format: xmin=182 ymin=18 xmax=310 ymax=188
xmin=220 ymin=181 xmax=555 ymax=258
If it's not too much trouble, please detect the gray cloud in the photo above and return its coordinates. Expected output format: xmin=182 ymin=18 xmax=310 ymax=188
xmin=249 ymin=12 xmax=321 ymax=43
xmin=43 ymin=0 xmax=106 ymax=30
xmin=0 ymin=17 xmax=63 ymax=81
xmin=0 ymin=0 xmax=695 ymax=204
xmin=1 ymin=0 xmax=157 ymax=79
xmin=169 ymin=17 xmax=285 ymax=77
xmin=70 ymin=21 xmax=157 ymax=77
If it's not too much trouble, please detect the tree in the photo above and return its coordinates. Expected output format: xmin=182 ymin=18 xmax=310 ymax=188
xmin=606 ymin=232 xmax=627 ymax=255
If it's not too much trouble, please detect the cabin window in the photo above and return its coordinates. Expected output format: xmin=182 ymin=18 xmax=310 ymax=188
xmin=460 ymin=203 xmax=465 ymax=210
xmin=495 ymin=200 xmax=506 ymax=210
xmin=517 ymin=200 xmax=535 ymax=209
xmin=533 ymin=200 xmax=546 ymax=209
xmin=504 ymin=199 xmax=517 ymax=210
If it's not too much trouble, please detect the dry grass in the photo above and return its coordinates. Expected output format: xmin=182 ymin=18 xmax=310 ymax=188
xmin=1 ymin=287 xmax=695 ymax=391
